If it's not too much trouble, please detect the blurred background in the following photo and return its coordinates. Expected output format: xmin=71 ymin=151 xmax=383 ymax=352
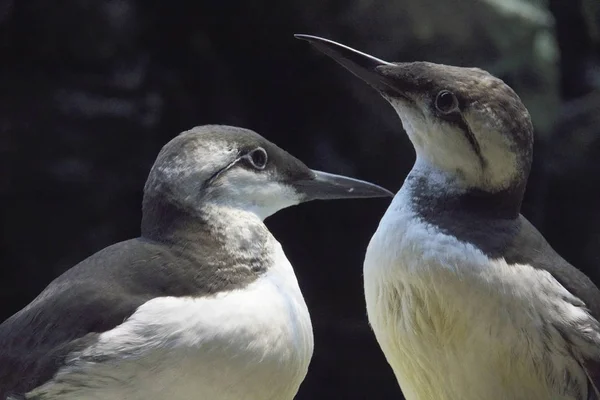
xmin=1 ymin=0 xmax=600 ymax=398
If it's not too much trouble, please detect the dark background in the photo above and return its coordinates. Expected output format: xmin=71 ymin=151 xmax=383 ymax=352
xmin=1 ymin=0 xmax=600 ymax=398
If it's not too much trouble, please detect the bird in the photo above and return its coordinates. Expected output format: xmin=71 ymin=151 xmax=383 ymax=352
xmin=0 ymin=124 xmax=393 ymax=400
xmin=296 ymin=34 xmax=600 ymax=400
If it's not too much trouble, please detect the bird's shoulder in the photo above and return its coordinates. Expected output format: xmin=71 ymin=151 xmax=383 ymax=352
xmin=503 ymin=215 xmax=600 ymax=319
xmin=465 ymin=214 xmax=600 ymax=398
xmin=0 ymin=237 xmax=220 ymax=396
xmin=429 ymin=211 xmax=600 ymax=319
xmin=508 ymin=216 xmax=600 ymax=398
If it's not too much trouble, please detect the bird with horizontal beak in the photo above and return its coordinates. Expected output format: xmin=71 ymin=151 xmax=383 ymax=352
xmin=0 ymin=125 xmax=393 ymax=400
xmin=296 ymin=35 xmax=600 ymax=400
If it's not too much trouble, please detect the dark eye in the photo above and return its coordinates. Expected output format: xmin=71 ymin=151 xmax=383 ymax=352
xmin=435 ymin=90 xmax=459 ymax=114
xmin=247 ymin=147 xmax=268 ymax=170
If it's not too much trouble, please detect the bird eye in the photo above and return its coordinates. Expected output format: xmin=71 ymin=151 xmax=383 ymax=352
xmin=435 ymin=90 xmax=459 ymax=114
xmin=247 ymin=147 xmax=268 ymax=170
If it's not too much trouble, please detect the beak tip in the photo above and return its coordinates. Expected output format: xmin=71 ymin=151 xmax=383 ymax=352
xmin=371 ymin=188 xmax=395 ymax=198
xmin=360 ymin=188 xmax=395 ymax=199
xmin=293 ymin=34 xmax=394 ymax=92
xmin=293 ymin=34 xmax=321 ymax=43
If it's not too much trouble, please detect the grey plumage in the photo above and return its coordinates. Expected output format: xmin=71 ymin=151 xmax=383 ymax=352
xmin=0 ymin=234 xmax=268 ymax=394
xmin=297 ymin=34 xmax=600 ymax=400
xmin=0 ymin=124 xmax=392 ymax=399
xmin=405 ymin=171 xmax=600 ymax=398
xmin=406 ymin=172 xmax=600 ymax=319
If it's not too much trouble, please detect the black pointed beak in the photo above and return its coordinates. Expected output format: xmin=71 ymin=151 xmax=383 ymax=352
xmin=293 ymin=170 xmax=394 ymax=201
xmin=294 ymin=34 xmax=395 ymax=92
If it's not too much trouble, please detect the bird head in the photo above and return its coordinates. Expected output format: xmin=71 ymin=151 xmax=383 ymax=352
xmin=296 ymin=35 xmax=533 ymax=203
xmin=143 ymin=125 xmax=392 ymax=222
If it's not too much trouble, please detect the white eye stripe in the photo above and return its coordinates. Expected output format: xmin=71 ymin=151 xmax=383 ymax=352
xmin=203 ymin=156 xmax=244 ymax=188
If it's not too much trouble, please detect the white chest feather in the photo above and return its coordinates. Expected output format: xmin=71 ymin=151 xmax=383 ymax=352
xmin=363 ymin=189 xmax=591 ymax=400
xmin=33 ymin=243 xmax=313 ymax=400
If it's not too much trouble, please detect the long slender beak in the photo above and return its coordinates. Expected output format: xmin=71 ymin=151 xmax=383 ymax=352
xmin=294 ymin=34 xmax=395 ymax=92
xmin=293 ymin=170 xmax=394 ymax=201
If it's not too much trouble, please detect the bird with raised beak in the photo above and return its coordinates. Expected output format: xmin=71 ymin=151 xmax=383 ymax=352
xmin=296 ymin=34 xmax=600 ymax=400
xmin=0 ymin=125 xmax=392 ymax=400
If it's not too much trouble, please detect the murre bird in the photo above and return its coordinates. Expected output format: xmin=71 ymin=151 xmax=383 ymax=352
xmin=296 ymin=35 xmax=600 ymax=400
xmin=0 ymin=124 xmax=393 ymax=400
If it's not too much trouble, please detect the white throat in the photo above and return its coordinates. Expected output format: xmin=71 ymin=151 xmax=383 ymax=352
xmin=387 ymin=97 xmax=521 ymax=192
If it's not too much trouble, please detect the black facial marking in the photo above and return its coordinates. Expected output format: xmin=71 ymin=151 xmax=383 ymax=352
xmin=435 ymin=108 xmax=486 ymax=169
xmin=384 ymin=66 xmax=489 ymax=169
xmin=209 ymin=129 xmax=313 ymax=184
xmin=377 ymin=62 xmax=534 ymax=173
xmin=160 ymin=125 xmax=314 ymax=194
xmin=456 ymin=115 xmax=486 ymax=168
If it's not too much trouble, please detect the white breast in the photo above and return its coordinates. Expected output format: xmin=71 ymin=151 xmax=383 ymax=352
xmin=364 ymin=188 xmax=590 ymax=400
xmin=33 ymin=242 xmax=314 ymax=400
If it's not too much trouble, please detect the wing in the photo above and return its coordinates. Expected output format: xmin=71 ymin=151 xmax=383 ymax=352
xmin=0 ymin=238 xmax=214 ymax=398
xmin=507 ymin=216 xmax=600 ymax=400
xmin=0 ymin=243 xmax=149 ymax=396
xmin=0 ymin=293 xmax=142 ymax=398
xmin=407 ymin=207 xmax=600 ymax=398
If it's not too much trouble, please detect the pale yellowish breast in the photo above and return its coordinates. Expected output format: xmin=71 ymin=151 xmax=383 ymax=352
xmin=364 ymin=200 xmax=586 ymax=400
xmin=367 ymin=272 xmax=570 ymax=400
